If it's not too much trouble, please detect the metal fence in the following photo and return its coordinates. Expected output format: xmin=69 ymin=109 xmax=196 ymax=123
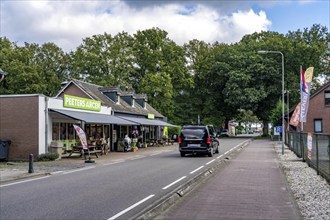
xmin=286 ymin=131 xmax=330 ymax=182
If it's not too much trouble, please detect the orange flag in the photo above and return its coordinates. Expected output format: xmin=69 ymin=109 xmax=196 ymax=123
xmin=290 ymin=103 xmax=301 ymax=127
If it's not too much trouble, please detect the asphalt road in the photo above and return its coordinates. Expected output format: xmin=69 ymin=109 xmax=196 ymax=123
xmin=0 ymin=138 xmax=250 ymax=220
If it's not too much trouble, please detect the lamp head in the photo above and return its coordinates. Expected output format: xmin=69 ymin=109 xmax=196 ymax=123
xmin=257 ymin=50 xmax=269 ymax=54
xmin=0 ymin=68 xmax=8 ymax=83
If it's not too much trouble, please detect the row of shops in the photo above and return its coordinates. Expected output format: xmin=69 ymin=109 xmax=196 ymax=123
xmin=0 ymin=79 xmax=175 ymax=161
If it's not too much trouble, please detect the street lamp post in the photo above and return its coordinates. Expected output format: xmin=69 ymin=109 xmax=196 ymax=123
xmin=258 ymin=50 xmax=285 ymax=155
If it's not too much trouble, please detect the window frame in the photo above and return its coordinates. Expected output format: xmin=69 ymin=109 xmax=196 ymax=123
xmin=325 ymin=91 xmax=330 ymax=106
xmin=314 ymin=119 xmax=323 ymax=133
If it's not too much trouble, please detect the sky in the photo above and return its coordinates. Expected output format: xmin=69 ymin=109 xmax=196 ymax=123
xmin=0 ymin=0 xmax=329 ymax=52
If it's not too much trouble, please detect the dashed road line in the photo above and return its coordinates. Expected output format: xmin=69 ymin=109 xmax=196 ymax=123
xmin=162 ymin=176 xmax=186 ymax=190
xmin=108 ymin=194 xmax=155 ymax=220
xmin=206 ymin=159 xmax=215 ymax=165
xmin=190 ymin=166 xmax=204 ymax=174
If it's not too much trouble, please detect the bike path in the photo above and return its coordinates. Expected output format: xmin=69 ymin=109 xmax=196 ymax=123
xmin=162 ymin=139 xmax=302 ymax=220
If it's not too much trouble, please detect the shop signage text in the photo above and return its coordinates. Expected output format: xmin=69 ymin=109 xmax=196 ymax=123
xmin=64 ymin=94 xmax=101 ymax=112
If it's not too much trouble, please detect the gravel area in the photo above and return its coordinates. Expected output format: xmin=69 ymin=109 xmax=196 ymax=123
xmin=275 ymin=143 xmax=330 ymax=220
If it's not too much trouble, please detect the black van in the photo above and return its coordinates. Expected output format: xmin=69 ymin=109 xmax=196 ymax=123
xmin=178 ymin=125 xmax=219 ymax=157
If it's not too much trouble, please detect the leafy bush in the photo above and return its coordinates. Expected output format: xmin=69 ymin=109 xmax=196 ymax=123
xmin=37 ymin=153 xmax=59 ymax=161
xmin=168 ymin=126 xmax=181 ymax=138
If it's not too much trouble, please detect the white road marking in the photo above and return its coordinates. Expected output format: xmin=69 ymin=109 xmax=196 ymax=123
xmin=107 ymin=194 xmax=155 ymax=220
xmin=103 ymin=160 xmax=125 ymax=166
xmin=0 ymin=176 xmax=50 ymax=187
xmin=150 ymin=152 xmax=162 ymax=156
xmin=51 ymin=171 xmax=64 ymax=175
xmin=129 ymin=155 xmax=145 ymax=160
xmin=63 ymin=166 xmax=95 ymax=174
xmin=190 ymin=166 xmax=204 ymax=174
xmin=162 ymin=176 xmax=186 ymax=190
xmin=206 ymin=159 xmax=215 ymax=165
xmin=217 ymin=154 xmax=224 ymax=159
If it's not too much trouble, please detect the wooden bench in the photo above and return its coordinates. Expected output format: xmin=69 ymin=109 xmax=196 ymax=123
xmin=82 ymin=149 xmax=102 ymax=160
xmin=68 ymin=145 xmax=102 ymax=159
xmin=157 ymin=139 xmax=165 ymax=146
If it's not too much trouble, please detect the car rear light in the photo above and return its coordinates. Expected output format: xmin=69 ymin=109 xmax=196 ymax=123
xmin=206 ymin=137 xmax=211 ymax=144
xmin=178 ymin=137 xmax=182 ymax=143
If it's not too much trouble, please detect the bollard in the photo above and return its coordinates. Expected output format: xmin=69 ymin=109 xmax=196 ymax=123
xmin=28 ymin=154 xmax=34 ymax=173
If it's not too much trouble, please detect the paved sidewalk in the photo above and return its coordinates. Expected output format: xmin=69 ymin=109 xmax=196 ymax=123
xmin=161 ymin=139 xmax=302 ymax=220
xmin=0 ymin=144 xmax=178 ymax=184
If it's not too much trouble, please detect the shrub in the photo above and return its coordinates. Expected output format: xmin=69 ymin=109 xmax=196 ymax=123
xmin=37 ymin=153 xmax=59 ymax=161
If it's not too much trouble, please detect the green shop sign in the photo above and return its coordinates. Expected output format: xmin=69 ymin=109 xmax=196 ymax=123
xmin=64 ymin=94 xmax=101 ymax=112
xmin=148 ymin=113 xmax=155 ymax=119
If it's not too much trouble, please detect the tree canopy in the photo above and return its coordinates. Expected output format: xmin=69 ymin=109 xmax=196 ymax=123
xmin=1 ymin=24 xmax=329 ymax=130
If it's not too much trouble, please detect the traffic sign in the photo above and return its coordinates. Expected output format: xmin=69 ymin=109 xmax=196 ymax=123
xmin=275 ymin=126 xmax=282 ymax=133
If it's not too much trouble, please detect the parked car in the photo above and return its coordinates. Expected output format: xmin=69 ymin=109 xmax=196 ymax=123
xmin=220 ymin=129 xmax=229 ymax=137
xmin=178 ymin=125 xmax=219 ymax=157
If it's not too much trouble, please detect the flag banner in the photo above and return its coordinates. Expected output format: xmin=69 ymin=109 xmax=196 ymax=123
xmin=290 ymin=103 xmax=301 ymax=127
xmin=300 ymin=67 xmax=314 ymax=122
xmin=73 ymin=125 xmax=88 ymax=150
xmin=307 ymin=133 xmax=313 ymax=160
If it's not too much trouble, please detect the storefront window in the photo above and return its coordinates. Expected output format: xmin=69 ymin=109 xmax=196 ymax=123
xmin=60 ymin=123 xmax=67 ymax=140
xmin=68 ymin=123 xmax=75 ymax=141
xmin=145 ymin=126 xmax=150 ymax=140
xmin=95 ymin=125 xmax=102 ymax=139
xmin=104 ymin=125 xmax=110 ymax=143
xmin=85 ymin=125 xmax=91 ymax=137
xmin=120 ymin=126 xmax=128 ymax=138
xmin=52 ymin=122 xmax=60 ymax=140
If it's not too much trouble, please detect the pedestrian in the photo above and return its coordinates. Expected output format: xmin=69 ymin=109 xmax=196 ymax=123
xmin=124 ymin=134 xmax=131 ymax=152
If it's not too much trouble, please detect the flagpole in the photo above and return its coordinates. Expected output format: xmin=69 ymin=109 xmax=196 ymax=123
xmin=300 ymin=65 xmax=303 ymax=131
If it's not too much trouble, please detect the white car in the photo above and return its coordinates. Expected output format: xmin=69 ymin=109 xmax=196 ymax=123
xmin=220 ymin=129 xmax=229 ymax=137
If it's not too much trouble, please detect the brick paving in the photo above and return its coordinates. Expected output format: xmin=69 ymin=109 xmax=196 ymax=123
xmin=162 ymin=139 xmax=302 ymax=220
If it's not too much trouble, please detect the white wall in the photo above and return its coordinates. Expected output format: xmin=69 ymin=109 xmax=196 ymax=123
xmin=38 ymin=96 xmax=46 ymax=154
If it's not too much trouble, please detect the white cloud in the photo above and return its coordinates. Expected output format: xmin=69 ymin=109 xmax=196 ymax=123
xmin=0 ymin=1 xmax=271 ymax=51
xmin=229 ymin=10 xmax=272 ymax=41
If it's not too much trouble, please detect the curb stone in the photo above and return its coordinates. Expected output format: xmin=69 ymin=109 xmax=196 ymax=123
xmin=0 ymin=171 xmax=50 ymax=185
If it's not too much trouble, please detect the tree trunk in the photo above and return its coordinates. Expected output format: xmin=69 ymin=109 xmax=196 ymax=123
xmin=262 ymin=120 xmax=269 ymax=136
xmin=224 ymin=119 xmax=229 ymax=129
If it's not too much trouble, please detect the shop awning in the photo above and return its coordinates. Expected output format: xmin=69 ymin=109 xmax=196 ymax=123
xmin=118 ymin=116 xmax=176 ymax=127
xmin=50 ymin=109 xmax=137 ymax=125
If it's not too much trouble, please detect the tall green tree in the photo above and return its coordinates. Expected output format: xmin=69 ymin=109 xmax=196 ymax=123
xmin=286 ymin=24 xmax=330 ymax=99
xmin=132 ymin=28 xmax=189 ymax=119
xmin=235 ymin=109 xmax=259 ymax=132
xmin=0 ymin=38 xmax=68 ymax=96
xmin=69 ymin=32 xmax=135 ymax=89
xmin=34 ymin=42 xmax=68 ymax=96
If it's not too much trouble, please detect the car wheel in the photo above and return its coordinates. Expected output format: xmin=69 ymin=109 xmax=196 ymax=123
xmin=215 ymin=145 xmax=219 ymax=154
xmin=180 ymin=152 xmax=185 ymax=157
xmin=208 ymin=148 xmax=213 ymax=157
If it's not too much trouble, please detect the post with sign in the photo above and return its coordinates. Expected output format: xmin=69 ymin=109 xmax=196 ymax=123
xmin=274 ymin=126 xmax=282 ymax=142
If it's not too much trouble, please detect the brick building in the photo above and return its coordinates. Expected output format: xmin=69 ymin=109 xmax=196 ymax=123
xmin=0 ymin=79 xmax=174 ymax=161
xmin=304 ymin=81 xmax=330 ymax=134
xmin=289 ymin=81 xmax=330 ymax=134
